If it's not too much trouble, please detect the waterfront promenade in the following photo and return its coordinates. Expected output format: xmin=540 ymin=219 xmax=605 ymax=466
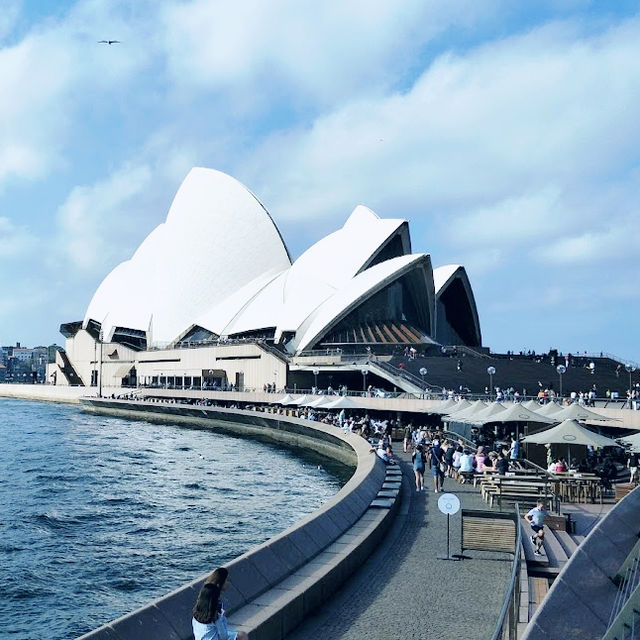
xmin=285 ymin=450 xmax=513 ymax=640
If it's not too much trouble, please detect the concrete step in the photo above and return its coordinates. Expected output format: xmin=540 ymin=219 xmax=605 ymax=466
xmin=554 ymin=529 xmax=578 ymax=558
xmin=541 ymin=528 xmax=569 ymax=570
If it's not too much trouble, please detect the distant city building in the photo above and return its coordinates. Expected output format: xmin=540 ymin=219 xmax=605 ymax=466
xmin=1 ymin=342 xmax=57 ymax=383
xmin=50 ymin=168 xmax=482 ymax=390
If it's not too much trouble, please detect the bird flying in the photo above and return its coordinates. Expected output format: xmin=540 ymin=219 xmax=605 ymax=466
xmin=98 ymin=40 xmax=120 ymax=45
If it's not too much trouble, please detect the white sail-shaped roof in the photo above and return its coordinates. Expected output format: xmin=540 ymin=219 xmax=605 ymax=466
xmin=193 ymin=268 xmax=286 ymax=337
xmin=207 ymin=205 xmax=410 ymax=341
xmin=292 ymin=253 xmax=434 ymax=353
xmin=84 ymin=168 xmax=291 ymax=345
xmin=278 ymin=206 xmax=409 ymax=332
xmin=433 ymin=264 xmax=482 ymax=347
xmin=72 ymin=167 xmax=483 ymax=360
xmin=434 ymin=264 xmax=461 ymax=293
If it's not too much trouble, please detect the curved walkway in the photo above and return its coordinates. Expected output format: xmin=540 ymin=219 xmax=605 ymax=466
xmin=285 ymin=451 xmax=513 ymax=640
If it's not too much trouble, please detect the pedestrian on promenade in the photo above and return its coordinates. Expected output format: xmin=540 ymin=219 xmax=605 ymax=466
xmin=525 ymin=501 xmax=548 ymax=556
xmin=458 ymin=449 xmax=475 ymax=484
xmin=452 ymin=444 xmax=463 ymax=480
xmin=443 ymin=439 xmax=455 ymax=477
xmin=509 ymin=436 xmax=520 ymax=460
xmin=412 ymin=444 xmax=426 ymax=492
xmin=192 ymin=567 xmax=248 ymax=640
xmin=628 ymin=451 xmax=639 ymax=484
xmin=496 ymin=451 xmax=510 ymax=475
xmin=403 ymin=423 xmax=413 ymax=453
xmin=428 ymin=439 xmax=445 ymax=493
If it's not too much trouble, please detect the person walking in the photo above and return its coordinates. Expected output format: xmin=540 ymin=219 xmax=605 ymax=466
xmin=428 ymin=439 xmax=445 ymax=493
xmin=628 ymin=451 xmax=639 ymax=484
xmin=412 ymin=444 xmax=426 ymax=492
xmin=403 ymin=423 xmax=413 ymax=453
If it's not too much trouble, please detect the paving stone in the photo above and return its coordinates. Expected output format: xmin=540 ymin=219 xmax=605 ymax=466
xmin=284 ymin=452 xmax=512 ymax=640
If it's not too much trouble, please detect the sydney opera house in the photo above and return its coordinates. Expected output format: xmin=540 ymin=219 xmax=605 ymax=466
xmin=50 ymin=168 xmax=482 ymax=392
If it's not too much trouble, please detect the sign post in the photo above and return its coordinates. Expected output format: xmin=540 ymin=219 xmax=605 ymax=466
xmin=437 ymin=492 xmax=461 ymax=561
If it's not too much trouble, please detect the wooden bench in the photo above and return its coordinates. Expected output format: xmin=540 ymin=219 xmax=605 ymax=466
xmin=461 ymin=509 xmax=518 ymax=555
xmin=529 ymin=577 xmax=550 ymax=617
xmin=489 ymin=490 xmax=557 ymax=510
xmin=480 ymin=482 xmax=556 ymax=509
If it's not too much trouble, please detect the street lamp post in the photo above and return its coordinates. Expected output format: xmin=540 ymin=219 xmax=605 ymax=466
xmin=361 ymin=369 xmax=368 ymax=392
xmin=625 ymin=364 xmax=636 ymax=408
xmin=312 ymin=367 xmax=319 ymax=391
xmin=556 ymin=364 xmax=566 ymax=401
xmin=487 ymin=366 xmax=496 ymax=400
xmin=419 ymin=367 xmax=427 ymax=398
xmin=98 ymin=330 xmax=104 ymax=398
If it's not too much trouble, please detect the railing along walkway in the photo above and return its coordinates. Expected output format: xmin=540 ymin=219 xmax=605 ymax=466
xmin=283 ymin=451 xmax=514 ymax=640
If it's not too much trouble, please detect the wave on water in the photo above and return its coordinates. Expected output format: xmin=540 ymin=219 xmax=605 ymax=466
xmin=0 ymin=398 xmax=343 ymax=640
xmin=32 ymin=511 xmax=94 ymax=531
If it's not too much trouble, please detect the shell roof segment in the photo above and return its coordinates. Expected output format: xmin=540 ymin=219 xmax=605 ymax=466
xmin=275 ymin=205 xmax=409 ymax=334
xmin=292 ymin=253 xmax=434 ymax=353
xmin=433 ymin=264 xmax=462 ymax=293
xmin=84 ymin=167 xmax=291 ymax=345
xmin=79 ymin=167 xmax=481 ymax=353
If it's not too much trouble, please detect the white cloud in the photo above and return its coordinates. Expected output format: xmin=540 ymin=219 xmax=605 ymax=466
xmin=0 ymin=0 xmax=21 ymax=42
xmin=0 ymin=1 xmax=156 ymax=188
xmin=234 ymin=16 xmax=640 ymax=271
xmin=161 ymin=0 xmax=498 ymax=108
xmin=0 ymin=216 xmax=36 ymax=258
xmin=535 ymin=225 xmax=635 ymax=266
xmin=56 ymin=163 xmax=152 ymax=270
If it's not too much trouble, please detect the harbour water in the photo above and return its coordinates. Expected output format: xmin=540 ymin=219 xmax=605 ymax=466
xmin=0 ymin=398 xmax=345 ymax=639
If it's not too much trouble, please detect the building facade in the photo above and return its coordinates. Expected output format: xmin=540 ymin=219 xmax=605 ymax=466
xmin=49 ymin=168 xmax=482 ymax=390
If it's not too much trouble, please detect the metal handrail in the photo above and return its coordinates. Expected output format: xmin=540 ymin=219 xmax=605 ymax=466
xmin=374 ymin=360 xmax=442 ymax=392
xmin=604 ymin=539 xmax=640 ymax=639
xmin=443 ymin=428 xmax=477 ymax=450
xmin=491 ymin=503 xmax=522 ymax=640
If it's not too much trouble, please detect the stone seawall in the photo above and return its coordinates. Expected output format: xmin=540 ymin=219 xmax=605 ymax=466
xmin=77 ymin=399 xmax=399 ymax=640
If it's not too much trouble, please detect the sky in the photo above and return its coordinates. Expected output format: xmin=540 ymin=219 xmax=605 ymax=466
xmin=0 ymin=0 xmax=638 ymax=362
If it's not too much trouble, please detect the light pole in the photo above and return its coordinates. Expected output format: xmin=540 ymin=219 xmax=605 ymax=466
xmin=98 ymin=329 xmax=104 ymax=398
xmin=419 ymin=367 xmax=427 ymax=398
xmin=556 ymin=364 xmax=566 ymax=401
xmin=361 ymin=369 xmax=368 ymax=392
xmin=487 ymin=366 xmax=496 ymax=400
xmin=626 ymin=364 xmax=636 ymax=408
xmin=312 ymin=367 xmax=319 ymax=391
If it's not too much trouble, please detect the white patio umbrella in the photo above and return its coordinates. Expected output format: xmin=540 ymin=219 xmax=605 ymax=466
xmin=445 ymin=400 xmax=487 ymax=421
xmin=460 ymin=402 xmax=506 ymax=425
xmin=553 ymin=403 xmax=617 ymax=422
xmin=521 ymin=399 xmax=543 ymax=411
xmin=535 ymin=402 xmax=565 ymax=417
xmin=269 ymin=394 xmax=296 ymax=405
xmin=306 ymin=396 xmax=333 ymax=408
xmin=618 ymin=431 xmax=640 ymax=452
xmin=288 ymin=395 xmax=313 ymax=406
xmin=323 ymin=395 xmax=362 ymax=410
xmin=424 ymin=398 xmax=460 ymax=415
xmin=477 ymin=403 xmax=558 ymax=426
xmin=522 ymin=418 xmax=621 ymax=466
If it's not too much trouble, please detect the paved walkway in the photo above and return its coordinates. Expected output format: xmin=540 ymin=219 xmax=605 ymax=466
xmin=285 ymin=451 xmax=513 ymax=639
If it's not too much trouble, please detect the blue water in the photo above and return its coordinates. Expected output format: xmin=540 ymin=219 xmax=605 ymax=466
xmin=0 ymin=398 xmax=345 ymax=639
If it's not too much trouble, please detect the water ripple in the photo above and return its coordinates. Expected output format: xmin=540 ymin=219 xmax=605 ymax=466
xmin=0 ymin=397 xmax=346 ymax=640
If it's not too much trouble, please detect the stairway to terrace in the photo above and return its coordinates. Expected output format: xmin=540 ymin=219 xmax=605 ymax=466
xmin=389 ymin=352 xmax=632 ymax=397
